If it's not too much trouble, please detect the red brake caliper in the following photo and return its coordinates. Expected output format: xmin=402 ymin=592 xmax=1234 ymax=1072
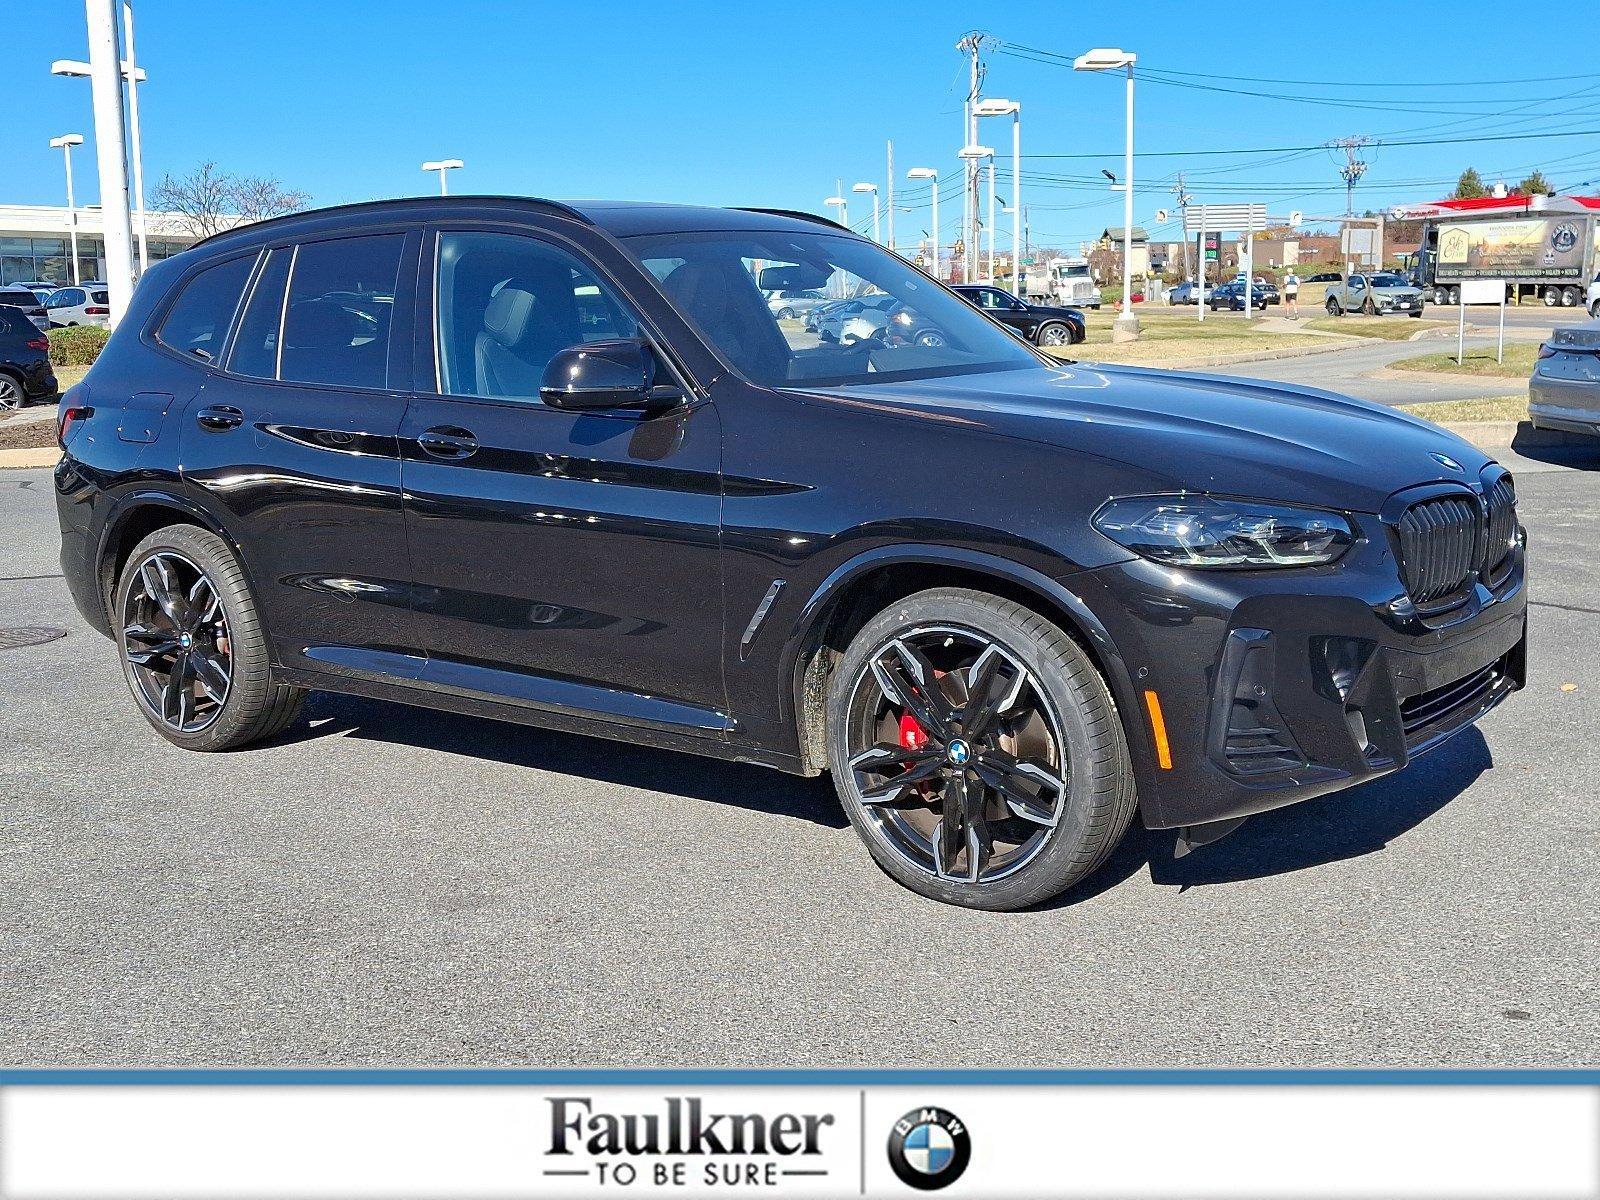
xmin=898 ymin=711 xmax=927 ymax=752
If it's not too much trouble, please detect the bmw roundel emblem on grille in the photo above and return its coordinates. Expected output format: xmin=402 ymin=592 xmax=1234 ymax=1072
xmin=888 ymin=1108 xmax=971 ymax=1190
xmin=1431 ymin=452 xmax=1464 ymax=472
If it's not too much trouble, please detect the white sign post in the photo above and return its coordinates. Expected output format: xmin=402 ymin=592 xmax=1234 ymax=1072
xmin=1456 ymin=278 xmax=1507 ymax=366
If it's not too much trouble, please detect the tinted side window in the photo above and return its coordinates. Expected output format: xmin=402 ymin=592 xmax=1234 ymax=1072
xmin=158 ymin=255 xmax=255 ymax=361
xmin=227 ymin=248 xmax=292 ymax=380
xmin=278 ymin=235 xmax=403 ymax=390
xmin=435 ymin=231 xmax=638 ymax=402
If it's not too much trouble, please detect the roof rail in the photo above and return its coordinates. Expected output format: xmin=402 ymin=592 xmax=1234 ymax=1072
xmin=735 ymin=207 xmax=849 ymax=232
xmin=191 ymin=195 xmax=593 ymax=250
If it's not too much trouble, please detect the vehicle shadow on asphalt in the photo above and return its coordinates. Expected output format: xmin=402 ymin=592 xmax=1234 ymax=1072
xmin=1048 ymin=728 xmax=1494 ymax=907
xmin=283 ymin=691 xmax=850 ymax=829
xmin=1508 ymin=437 xmax=1600 ymax=471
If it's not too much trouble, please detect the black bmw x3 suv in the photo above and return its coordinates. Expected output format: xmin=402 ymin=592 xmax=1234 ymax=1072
xmin=55 ymin=197 xmax=1526 ymax=909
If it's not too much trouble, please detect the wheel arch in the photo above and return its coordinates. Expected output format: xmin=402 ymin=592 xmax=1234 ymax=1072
xmin=94 ymin=489 xmax=255 ymax=627
xmin=783 ymin=545 xmax=1145 ymax=777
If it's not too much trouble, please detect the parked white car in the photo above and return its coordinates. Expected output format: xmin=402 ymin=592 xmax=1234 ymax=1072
xmin=1587 ymin=271 xmax=1600 ymax=318
xmin=45 ymin=284 xmax=111 ymax=328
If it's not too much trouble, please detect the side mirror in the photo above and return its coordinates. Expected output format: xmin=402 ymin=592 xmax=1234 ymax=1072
xmin=539 ymin=338 xmax=682 ymax=411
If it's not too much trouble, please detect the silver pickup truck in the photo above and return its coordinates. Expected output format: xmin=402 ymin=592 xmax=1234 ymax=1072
xmin=1323 ymin=272 xmax=1425 ymax=318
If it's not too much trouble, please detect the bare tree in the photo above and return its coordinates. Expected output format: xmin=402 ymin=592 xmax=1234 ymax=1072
xmin=230 ymin=174 xmax=312 ymax=225
xmin=151 ymin=161 xmax=310 ymax=238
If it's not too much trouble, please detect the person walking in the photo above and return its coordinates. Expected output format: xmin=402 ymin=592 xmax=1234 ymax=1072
xmin=1284 ymin=268 xmax=1301 ymax=320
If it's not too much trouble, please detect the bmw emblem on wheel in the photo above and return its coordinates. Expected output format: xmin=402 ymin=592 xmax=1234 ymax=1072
xmin=887 ymin=1107 xmax=971 ymax=1190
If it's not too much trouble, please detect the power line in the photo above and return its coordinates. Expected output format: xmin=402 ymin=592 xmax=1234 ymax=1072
xmin=1021 ymin=125 xmax=1600 ymax=160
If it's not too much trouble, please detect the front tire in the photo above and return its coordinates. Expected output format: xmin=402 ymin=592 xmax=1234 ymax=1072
xmin=825 ymin=588 xmax=1137 ymax=910
xmin=114 ymin=525 xmax=304 ymax=752
xmin=1036 ymin=321 xmax=1072 ymax=348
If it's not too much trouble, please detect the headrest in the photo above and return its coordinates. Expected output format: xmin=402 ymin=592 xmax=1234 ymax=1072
xmin=283 ymin=299 xmax=362 ymax=350
xmin=482 ymin=286 xmax=537 ymax=348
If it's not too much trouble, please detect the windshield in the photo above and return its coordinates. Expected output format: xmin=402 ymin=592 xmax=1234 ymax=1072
xmin=626 ymin=229 xmax=1042 ymax=388
xmin=1370 ymin=273 xmax=1409 ymax=288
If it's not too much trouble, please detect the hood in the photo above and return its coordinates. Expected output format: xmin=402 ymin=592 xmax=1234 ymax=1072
xmin=814 ymin=364 xmax=1492 ymax=514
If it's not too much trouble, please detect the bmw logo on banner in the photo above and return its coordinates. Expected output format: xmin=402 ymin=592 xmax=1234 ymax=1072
xmin=887 ymin=1107 xmax=972 ymax=1190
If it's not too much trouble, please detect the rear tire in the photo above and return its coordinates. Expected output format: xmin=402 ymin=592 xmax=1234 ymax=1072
xmin=1326 ymin=297 xmax=1342 ymax=316
xmin=113 ymin=525 xmax=304 ymax=752
xmin=826 ymin=588 xmax=1137 ymax=910
xmin=0 ymin=373 xmax=22 ymax=412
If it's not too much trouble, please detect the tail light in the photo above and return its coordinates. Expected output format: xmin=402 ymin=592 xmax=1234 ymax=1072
xmin=1537 ymin=342 xmax=1557 ymax=360
xmin=84 ymin=306 xmax=109 ymax=315
xmin=57 ymin=386 xmax=92 ymax=448
xmin=26 ymin=336 xmax=48 ymax=351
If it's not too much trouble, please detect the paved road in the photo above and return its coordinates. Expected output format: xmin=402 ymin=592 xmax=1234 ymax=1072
xmin=1209 ymin=334 xmax=1525 ymax=407
xmin=2 ymin=462 xmax=1597 ymax=1068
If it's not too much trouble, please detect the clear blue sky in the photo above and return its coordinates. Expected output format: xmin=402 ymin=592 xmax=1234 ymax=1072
xmin=11 ymin=0 xmax=1600 ymax=251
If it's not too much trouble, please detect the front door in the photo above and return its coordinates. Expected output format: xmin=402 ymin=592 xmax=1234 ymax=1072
xmin=397 ymin=226 xmax=727 ymax=736
xmin=179 ymin=231 xmax=420 ymax=674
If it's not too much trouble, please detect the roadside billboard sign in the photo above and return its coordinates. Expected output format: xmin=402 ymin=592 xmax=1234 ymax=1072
xmin=1435 ymin=216 xmax=1587 ymax=282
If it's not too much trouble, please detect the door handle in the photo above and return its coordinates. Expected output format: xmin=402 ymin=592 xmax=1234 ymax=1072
xmin=195 ymin=405 xmax=244 ymax=432
xmin=418 ymin=425 xmax=479 ymax=460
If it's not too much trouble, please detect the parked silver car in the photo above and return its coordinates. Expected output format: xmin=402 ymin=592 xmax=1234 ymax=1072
xmin=0 ymin=285 xmax=51 ymax=331
xmin=1324 ymin=272 xmax=1425 ymax=317
xmin=1530 ymin=320 xmax=1600 ymax=438
xmin=813 ymin=293 xmax=900 ymax=341
xmin=764 ymin=288 xmax=828 ymax=320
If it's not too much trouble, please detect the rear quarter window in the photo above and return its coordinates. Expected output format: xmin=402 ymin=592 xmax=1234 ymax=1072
xmin=157 ymin=254 xmax=257 ymax=362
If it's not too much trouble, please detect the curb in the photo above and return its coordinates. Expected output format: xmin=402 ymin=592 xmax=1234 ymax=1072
xmin=1073 ymin=336 xmax=1376 ymax=371
xmin=0 ymin=448 xmax=60 ymax=470
xmin=1433 ymin=419 xmax=1591 ymax=451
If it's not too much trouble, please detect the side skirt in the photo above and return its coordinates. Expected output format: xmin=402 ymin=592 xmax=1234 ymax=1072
xmin=277 ymin=657 xmax=808 ymax=777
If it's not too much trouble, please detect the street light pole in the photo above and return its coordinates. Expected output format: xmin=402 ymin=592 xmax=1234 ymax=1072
xmin=907 ymin=168 xmax=939 ymax=281
xmin=985 ymin=154 xmax=996 ymax=284
xmin=852 ymin=183 xmax=880 ymax=244
xmin=83 ymin=0 xmax=136 ymax=325
xmin=976 ymin=99 xmax=1022 ymax=295
xmin=1011 ymin=110 xmax=1021 ymax=296
xmin=50 ymin=135 xmax=85 ymax=285
xmin=121 ymin=1 xmax=147 ymax=272
xmin=958 ymin=144 xmax=992 ymax=286
xmin=421 ymin=159 xmax=463 ymax=195
xmin=1075 ymin=48 xmax=1140 ymax=341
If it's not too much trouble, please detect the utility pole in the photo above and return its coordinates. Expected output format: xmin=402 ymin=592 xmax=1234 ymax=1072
xmin=956 ymin=31 xmax=992 ymax=285
xmin=1330 ymin=135 xmax=1372 ymax=273
xmin=1172 ymin=172 xmax=1194 ymax=283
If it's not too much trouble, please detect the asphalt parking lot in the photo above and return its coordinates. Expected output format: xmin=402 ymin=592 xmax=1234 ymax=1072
xmin=2 ymin=454 xmax=1597 ymax=1068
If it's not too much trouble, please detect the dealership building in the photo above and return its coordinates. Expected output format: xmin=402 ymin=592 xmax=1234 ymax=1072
xmin=0 ymin=203 xmax=200 ymax=286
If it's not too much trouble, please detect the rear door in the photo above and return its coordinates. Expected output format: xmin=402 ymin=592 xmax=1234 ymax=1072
xmin=178 ymin=229 xmax=421 ymax=676
xmin=396 ymin=223 xmax=727 ymax=736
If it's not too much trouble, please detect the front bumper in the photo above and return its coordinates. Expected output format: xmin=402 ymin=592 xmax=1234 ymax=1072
xmin=1072 ymin=523 xmax=1526 ymax=831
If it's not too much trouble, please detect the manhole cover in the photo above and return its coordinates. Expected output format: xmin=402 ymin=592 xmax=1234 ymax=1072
xmin=0 ymin=626 xmax=67 ymax=650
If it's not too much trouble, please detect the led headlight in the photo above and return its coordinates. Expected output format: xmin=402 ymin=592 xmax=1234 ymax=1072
xmin=1093 ymin=495 xmax=1354 ymax=568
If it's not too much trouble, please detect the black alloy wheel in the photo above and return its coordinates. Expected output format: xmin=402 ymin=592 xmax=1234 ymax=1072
xmin=1036 ymin=321 xmax=1072 ymax=348
xmin=827 ymin=589 xmax=1137 ymax=910
xmin=122 ymin=550 xmax=233 ymax=734
xmin=114 ymin=525 xmax=304 ymax=750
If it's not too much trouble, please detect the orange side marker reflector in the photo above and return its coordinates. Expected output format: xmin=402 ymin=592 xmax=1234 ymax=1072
xmin=1143 ymin=689 xmax=1174 ymax=770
